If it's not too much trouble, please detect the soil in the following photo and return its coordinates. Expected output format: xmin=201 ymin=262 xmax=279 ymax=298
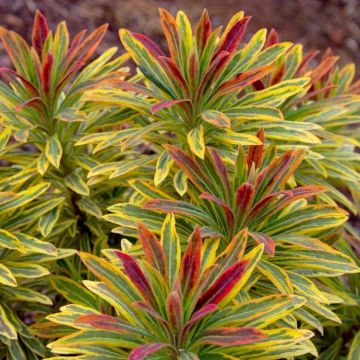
xmin=0 ymin=0 xmax=359 ymax=72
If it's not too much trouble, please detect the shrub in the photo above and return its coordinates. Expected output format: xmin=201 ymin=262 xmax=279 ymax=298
xmin=0 ymin=10 xmax=127 ymax=357
xmin=0 ymin=7 xmax=358 ymax=360
xmin=47 ymin=219 xmax=317 ymax=359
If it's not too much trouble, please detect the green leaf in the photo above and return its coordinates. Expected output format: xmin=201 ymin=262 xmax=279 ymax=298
xmin=348 ymin=331 xmax=360 ymax=360
xmin=213 ymin=128 xmax=263 ymax=146
xmin=154 ymin=151 xmax=173 ymax=186
xmin=160 ymin=213 xmax=180 ymax=286
xmin=201 ymin=110 xmax=231 ymax=128
xmin=0 ymin=182 xmax=50 ymax=212
xmin=0 ymin=125 xmax=12 ymax=150
xmin=65 ymin=171 xmax=90 ymax=196
xmin=4 ymin=262 xmax=49 ymax=279
xmin=174 ymin=169 xmax=188 ymax=196
xmin=257 ymin=259 xmax=293 ymax=295
xmin=0 ymin=263 xmax=17 ymax=287
xmin=51 ymin=276 xmax=98 ymax=309
xmin=238 ymin=78 xmax=310 ymax=107
xmin=37 ymin=153 xmax=50 ymax=175
xmin=2 ymin=287 xmax=53 ymax=305
xmin=39 ymin=206 xmax=61 ymax=237
xmin=187 ymin=125 xmax=205 ymax=159
xmin=0 ymin=303 xmax=17 ymax=339
xmin=0 ymin=229 xmax=26 ymax=252
xmin=45 ymin=134 xmax=63 ymax=169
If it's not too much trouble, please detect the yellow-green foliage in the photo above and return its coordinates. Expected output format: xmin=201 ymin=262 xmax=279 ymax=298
xmin=0 ymin=8 xmax=359 ymax=360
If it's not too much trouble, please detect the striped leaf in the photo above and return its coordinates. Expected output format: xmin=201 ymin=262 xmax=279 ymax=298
xmin=45 ymin=134 xmax=63 ymax=169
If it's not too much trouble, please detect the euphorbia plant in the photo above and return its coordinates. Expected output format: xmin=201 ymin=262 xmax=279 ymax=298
xmin=82 ymin=9 xmax=320 ymax=188
xmin=106 ymin=132 xmax=359 ymax=335
xmin=257 ymin=32 xmax=360 ymax=214
xmin=0 ymin=10 xmax=128 ymax=357
xmin=0 ymin=10 xmax=131 ymax=252
xmin=0 ymin=7 xmax=358 ymax=360
xmin=46 ymin=217 xmax=316 ymax=359
xmin=82 ymin=9 xmax=359 ymax=215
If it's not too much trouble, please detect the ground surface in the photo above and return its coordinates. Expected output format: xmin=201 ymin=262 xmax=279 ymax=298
xmin=0 ymin=0 xmax=359 ymax=72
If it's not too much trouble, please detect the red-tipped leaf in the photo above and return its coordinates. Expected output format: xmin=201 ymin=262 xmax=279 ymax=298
xmin=247 ymin=128 xmax=265 ymax=169
xmin=195 ymin=9 xmax=212 ymax=51
xmin=137 ymin=223 xmax=167 ymax=276
xmin=113 ymin=251 xmax=156 ymax=306
xmin=180 ymin=225 xmax=202 ymax=295
xmin=41 ymin=52 xmax=53 ymax=94
xmin=196 ymin=259 xmax=249 ymax=309
xmin=129 ymin=343 xmax=167 ymax=360
xmin=201 ymin=326 xmax=266 ymax=346
xmin=214 ymin=16 xmax=251 ymax=57
xmin=249 ymin=231 xmax=275 ymax=256
xmin=32 ymin=10 xmax=49 ymax=55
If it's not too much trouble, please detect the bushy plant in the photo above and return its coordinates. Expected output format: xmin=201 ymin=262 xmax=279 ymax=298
xmin=0 ymin=7 xmax=359 ymax=360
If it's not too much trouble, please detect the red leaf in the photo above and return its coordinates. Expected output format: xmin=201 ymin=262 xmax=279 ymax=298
xmin=180 ymin=225 xmax=202 ymax=295
xmin=215 ymin=16 xmax=251 ymax=57
xmin=297 ymin=50 xmax=320 ymax=75
xmin=249 ymin=231 xmax=275 ymax=256
xmin=247 ymin=190 xmax=292 ymax=223
xmin=151 ymin=99 xmax=190 ymax=114
xmin=166 ymin=291 xmax=183 ymax=330
xmin=248 ymin=185 xmax=326 ymax=227
xmin=195 ymin=9 xmax=212 ymax=51
xmin=41 ymin=52 xmax=53 ymax=94
xmin=247 ymin=128 xmax=265 ymax=169
xmin=132 ymin=33 xmax=166 ymax=58
xmin=137 ymin=223 xmax=167 ymax=276
xmin=199 ymin=50 xmax=230 ymax=93
xmin=75 ymin=314 xmax=133 ymax=334
xmin=270 ymin=62 xmax=285 ymax=85
xmin=16 ymin=97 xmax=44 ymax=113
xmin=164 ymin=144 xmax=207 ymax=192
xmin=202 ymin=326 xmax=265 ymax=346
xmin=55 ymin=61 xmax=85 ymax=94
xmin=310 ymin=56 xmax=338 ymax=84
xmin=218 ymin=65 xmax=273 ymax=96
xmin=66 ymin=24 xmax=107 ymax=68
xmin=129 ymin=343 xmax=167 ymax=360
xmin=159 ymin=56 xmax=189 ymax=94
xmin=261 ymin=149 xmax=304 ymax=195
xmin=0 ymin=67 xmax=38 ymax=95
xmin=179 ymin=304 xmax=218 ymax=345
xmin=188 ymin=49 xmax=199 ymax=88
xmin=252 ymin=79 xmax=265 ymax=91
xmin=196 ymin=260 xmax=249 ymax=309
xmin=265 ymin=28 xmax=279 ymax=48
xmin=236 ymin=182 xmax=255 ymax=216
xmin=207 ymin=147 xmax=231 ymax=196
xmin=159 ymin=8 xmax=180 ymax=61
xmin=113 ymin=251 xmax=156 ymax=306
xmin=133 ymin=301 xmax=168 ymax=325
xmin=32 ymin=10 xmax=49 ymax=56
xmin=66 ymin=29 xmax=87 ymax=64
xmin=200 ymin=192 xmax=234 ymax=231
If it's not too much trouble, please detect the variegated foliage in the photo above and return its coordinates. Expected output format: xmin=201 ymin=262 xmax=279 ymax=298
xmin=254 ymin=31 xmax=360 ymax=214
xmin=44 ymin=219 xmax=318 ymax=359
xmin=0 ymin=11 xmax=126 ymax=358
xmin=106 ymin=132 xmax=359 ymax=336
xmin=0 ymin=10 xmax=131 ymax=251
xmin=0 ymin=7 xmax=358 ymax=360
xmin=81 ymin=9 xmax=359 ymax=216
